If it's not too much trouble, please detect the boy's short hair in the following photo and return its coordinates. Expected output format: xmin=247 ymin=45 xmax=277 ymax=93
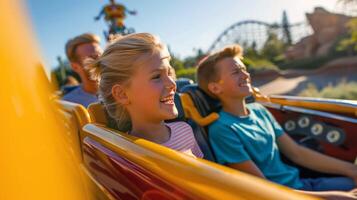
xmin=65 ymin=33 xmax=100 ymax=62
xmin=196 ymin=45 xmax=243 ymax=98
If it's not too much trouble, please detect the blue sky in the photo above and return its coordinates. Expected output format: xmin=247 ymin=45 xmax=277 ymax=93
xmin=26 ymin=0 xmax=337 ymax=69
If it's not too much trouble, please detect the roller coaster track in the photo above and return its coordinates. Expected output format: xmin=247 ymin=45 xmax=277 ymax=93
xmin=208 ymin=20 xmax=310 ymax=53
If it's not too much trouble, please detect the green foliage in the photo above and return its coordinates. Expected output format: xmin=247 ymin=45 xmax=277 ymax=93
xmin=278 ymin=55 xmax=334 ymax=70
xmin=260 ymin=29 xmax=287 ymax=62
xmin=243 ymin=57 xmax=278 ymax=74
xmin=243 ymin=29 xmax=286 ymax=73
xmin=243 ymin=41 xmax=260 ymax=59
xmin=298 ymin=83 xmax=318 ymax=97
xmin=170 ymin=54 xmax=185 ymax=71
xmin=176 ymin=67 xmax=196 ymax=81
xmin=51 ymin=56 xmax=80 ymax=87
xmin=172 ymin=49 xmax=206 ymax=80
xmin=182 ymin=49 xmax=206 ymax=68
xmin=337 ymin=19 xmax=357 ymax=54
xmin=298 ymin=80 xmax=357 ymax=100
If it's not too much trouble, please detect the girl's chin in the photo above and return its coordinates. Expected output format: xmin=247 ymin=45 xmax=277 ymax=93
xmin=164 ymin=108 xmax=179 ymax=120
xmin=158 ymin=103 xmax=178 ymax=119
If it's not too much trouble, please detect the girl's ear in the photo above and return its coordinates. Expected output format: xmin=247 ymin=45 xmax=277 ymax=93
xmin=208 ymin=82 xmax=222 ymax=96
xmin=112 ymin=84 xmax=130 ymax=105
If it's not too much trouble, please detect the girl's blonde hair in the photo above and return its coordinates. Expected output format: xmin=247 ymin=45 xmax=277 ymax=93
xmin=86 ymin=33 xmax=165 ymax=132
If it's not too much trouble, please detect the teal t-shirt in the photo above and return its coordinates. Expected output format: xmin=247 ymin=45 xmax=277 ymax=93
xmin=209 ymin=103 xmax=303 ymax=189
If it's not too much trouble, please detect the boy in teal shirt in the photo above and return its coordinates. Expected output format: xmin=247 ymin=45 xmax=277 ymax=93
xmin=196 ymin=45 xmax=357 ymax=198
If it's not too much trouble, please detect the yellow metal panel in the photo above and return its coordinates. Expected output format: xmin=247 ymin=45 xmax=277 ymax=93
xmin=268 ymin=97 xmax=357 ymax=117
xmin=0 ymin=1 xmax=88 ymax=200
xmin=88 ymin=102 xmax=108 ymax=125
xmin=253 ymin=87 xmax=357 ymax=117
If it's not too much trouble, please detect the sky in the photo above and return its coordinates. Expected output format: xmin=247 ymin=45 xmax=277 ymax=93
xmin=25 ymin=0 xmax=339 ymax=69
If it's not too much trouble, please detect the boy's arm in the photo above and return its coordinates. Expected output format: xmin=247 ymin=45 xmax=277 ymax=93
xmin=227 ymin=160 xmax=266 ymax=178
xmin=277 ymin=134 xmax=357 ymax=184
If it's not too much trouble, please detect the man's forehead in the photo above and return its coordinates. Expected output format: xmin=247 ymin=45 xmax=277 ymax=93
xmin=76 ymin=43 xmax=101 ymax=56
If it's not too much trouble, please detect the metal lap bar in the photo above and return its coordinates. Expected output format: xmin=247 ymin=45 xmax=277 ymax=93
xmin=180 ymin=93 xmax=219 ymax=126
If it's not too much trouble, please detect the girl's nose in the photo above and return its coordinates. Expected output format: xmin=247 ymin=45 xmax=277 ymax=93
xmin=165 ymin=75 xmax=176 ymax=91
xmin=242 ymin=70 xmax=250 ymax=79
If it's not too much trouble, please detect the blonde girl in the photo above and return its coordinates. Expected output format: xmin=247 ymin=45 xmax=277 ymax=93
xmin=87 ymin=33 xmax=203 ymax=158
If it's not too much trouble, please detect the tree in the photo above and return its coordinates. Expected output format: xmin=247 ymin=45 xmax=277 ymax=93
xmin=260 ymin=29 xmax=286 ymax=62
xmin=282 ymin=10 xmax=292 ymax=45
xmin=167 ymin=46 xmax=185 ymax=71
xmin=337 ymin=19 xmax=357 ymax=54
xmin=183 ymin=48 xmax=206 ymax=68
xmin=336 ymin=0 xmax=357 ymax=54
xmin=170 ymin=54 xmax=185 ymax=71
xmin=51 ymin=56 xmax=80 ymax=88
xmin=244 ymin=41 xmax=260 ymax=58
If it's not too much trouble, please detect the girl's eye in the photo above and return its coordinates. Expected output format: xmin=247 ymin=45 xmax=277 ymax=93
xmin=152 ymin=74 xmax=161 ymax=80
xmin=168 ymin=69 xmax=173 ymax=76
xmin=232 ymin=70 xmax=239 ymax=75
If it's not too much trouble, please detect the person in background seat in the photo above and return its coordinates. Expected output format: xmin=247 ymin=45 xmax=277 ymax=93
xmin=196 ymin=44 xmax=357 ymax=199
xmin=63 ymin=33 xmax=103 ymax=107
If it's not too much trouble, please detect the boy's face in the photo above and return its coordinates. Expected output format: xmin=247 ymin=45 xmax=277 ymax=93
xmin=210 ymin=57 xmax=252 ymax=100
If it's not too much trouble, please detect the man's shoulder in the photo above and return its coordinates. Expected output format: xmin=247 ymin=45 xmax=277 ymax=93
xmin=62 ymin=86 xmax=82 ymax=99
xmin=62 ymin=85 xmax=80 ymax=96
xmin=62 ymin=86 xmax=97 ymax=107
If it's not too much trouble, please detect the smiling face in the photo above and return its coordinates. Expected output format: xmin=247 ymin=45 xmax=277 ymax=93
xmin=124 ymin=49 xmax=178 ymax=123
xmin=210 ymin=57 xmax=252 ymax=101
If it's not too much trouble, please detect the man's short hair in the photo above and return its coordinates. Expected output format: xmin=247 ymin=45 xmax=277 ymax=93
xmin=65 ymin=33 xmax=100 ymax=62
xmin=196 ymin=45 xmax=243 ymax=98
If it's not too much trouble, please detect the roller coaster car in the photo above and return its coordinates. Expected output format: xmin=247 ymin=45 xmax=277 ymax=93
xmin=57 ymin=91 xmax=320 ymax=199
xmin=57 ymin=83 xmax=356 ymax=200
xmin=1 ymin=2 xmax=317 ymax=199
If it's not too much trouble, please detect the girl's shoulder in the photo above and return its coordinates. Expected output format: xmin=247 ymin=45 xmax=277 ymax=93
xmin=164 ymin=121 xmax=195 ymax=145
xmin=166 ymin=121 xmax=191 ymax=129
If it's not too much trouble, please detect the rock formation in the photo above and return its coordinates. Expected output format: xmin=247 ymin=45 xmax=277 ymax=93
xmin=285 ymin=7 xmax=354 ymax=60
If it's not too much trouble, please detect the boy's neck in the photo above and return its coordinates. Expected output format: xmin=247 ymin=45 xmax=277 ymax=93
xmin=221 ymin=97 xmax=249 ymax=117
xmin=130 ymin=121 xmax=170 ymax=144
